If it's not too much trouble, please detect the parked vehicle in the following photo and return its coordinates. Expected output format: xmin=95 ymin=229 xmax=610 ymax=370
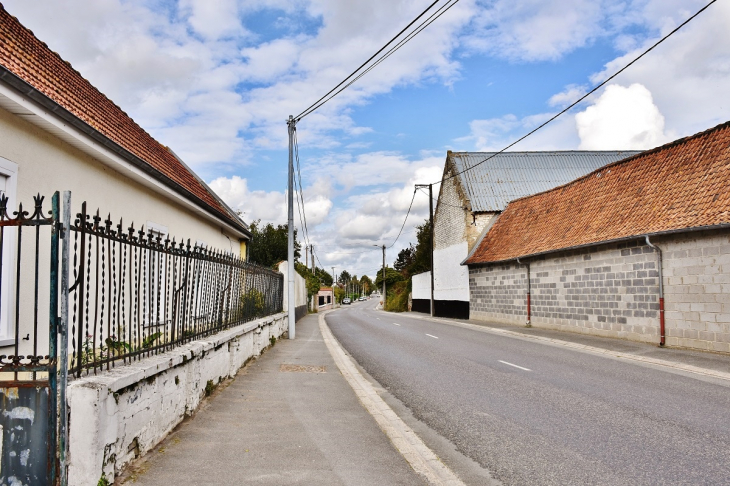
xmin=343 ymin=298 xmax=351 ymax=305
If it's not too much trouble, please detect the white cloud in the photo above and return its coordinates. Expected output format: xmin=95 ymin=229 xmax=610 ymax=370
xmin=458 ymin=113 xmax=580 ymax=152
xmin=208 ymin=176 xmax=286 ymax=223
xmin=575 ymin=83 xmax=669 ymax=150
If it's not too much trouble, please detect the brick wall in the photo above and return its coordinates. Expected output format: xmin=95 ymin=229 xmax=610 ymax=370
xmin=468 ymin=229 xmax=730 ymax=353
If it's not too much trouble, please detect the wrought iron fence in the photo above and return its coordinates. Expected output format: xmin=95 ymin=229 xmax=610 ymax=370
xmin=69 ymin=201 xmax=283 ymax=377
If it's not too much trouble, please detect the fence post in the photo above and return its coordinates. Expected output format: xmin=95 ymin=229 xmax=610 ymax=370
xmin=59 ymin=191 xmax=71 ymax=485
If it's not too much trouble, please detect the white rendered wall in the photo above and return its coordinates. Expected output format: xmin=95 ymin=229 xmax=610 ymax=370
xmin=68 ymin=312 xmax=288 ymax=486
xmin=412 ymin=271 xmax=431 ymax=301
xmin=433 ymin=242 xmax=470 ymax=302
xmin=278 ymin=261 xmax=308 ymax=310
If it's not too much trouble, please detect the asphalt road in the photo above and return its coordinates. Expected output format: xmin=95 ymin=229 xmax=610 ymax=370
xmin=328 ymin=301 xmax=730 ymax=486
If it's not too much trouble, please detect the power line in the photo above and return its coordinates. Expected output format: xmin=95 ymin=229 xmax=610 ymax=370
xmin=295 ymin=0 xmax=453 ymax=120
xmin=310 ymin=0 xmax=462 ymax=116
xmin=417 ymin=187 xmax=466 ymax=209
xmin=293 ymin=129 xmax=311 ymax=247
xmin=436 ymin=0 xmax=718 ymax=185
xmin=388 ymin=189 xmax=418 ymax=249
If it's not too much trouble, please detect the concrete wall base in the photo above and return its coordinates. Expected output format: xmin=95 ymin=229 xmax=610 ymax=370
xmin=67 ymin=312 xmax=288 ymax=486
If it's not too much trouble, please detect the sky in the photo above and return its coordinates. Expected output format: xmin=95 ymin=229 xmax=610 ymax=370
xmin=5 ymin=0 xmax=730 ymax=279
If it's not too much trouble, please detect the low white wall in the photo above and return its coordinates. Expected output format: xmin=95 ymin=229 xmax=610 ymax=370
xmin=67 ymin=312 xmax=288 ymax=486
xmin=412 ymin=271 xmax=431 ymax=300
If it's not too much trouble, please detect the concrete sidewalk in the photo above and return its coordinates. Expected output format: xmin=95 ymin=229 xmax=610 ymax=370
xmin=119 ymin=313 xmax=427 ymax=485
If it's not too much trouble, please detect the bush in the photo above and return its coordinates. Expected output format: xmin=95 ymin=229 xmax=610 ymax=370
xmin=385 ymin=280 xmax=410 ymax=312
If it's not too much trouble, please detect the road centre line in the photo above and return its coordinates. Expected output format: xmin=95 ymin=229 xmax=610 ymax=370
xmin=426 ymin=334 xmax=439 ymax=339
xmin=498 ymin=360 xmax=531 ymax=371
xmin=393 ymin=323 xmax=401 ymax=326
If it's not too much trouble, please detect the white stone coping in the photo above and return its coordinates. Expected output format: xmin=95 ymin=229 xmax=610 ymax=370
xmin=69 ymin=312 xmax=286 ymax=393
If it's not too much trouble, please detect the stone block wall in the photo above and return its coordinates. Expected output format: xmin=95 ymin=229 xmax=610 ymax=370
xmin=468 ymin=229 xmax=730 ymax=352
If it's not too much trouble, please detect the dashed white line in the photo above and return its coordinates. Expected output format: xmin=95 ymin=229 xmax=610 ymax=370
xmin=393 ymin=323 xmax=401 ymax=326
xmin=426 ymin=334 xmax=439 ymax=339
xmin=498 ymin=360 xmax=531 ymax=371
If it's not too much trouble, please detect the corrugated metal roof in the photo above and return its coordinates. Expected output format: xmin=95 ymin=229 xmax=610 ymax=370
xmin=449 ymin=151 xmax=641 ymax=212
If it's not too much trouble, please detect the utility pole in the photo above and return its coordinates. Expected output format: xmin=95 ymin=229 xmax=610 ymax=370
xmin=305 ymin=244 xmax=309 ymax=269
xmin=311 ymin=245 xmax=315 ymax=274
xmin=416 ymin=184 xmax=435 ymax=317
xmin=380 ymin=245 xmax=386 ymax=308
xmin=287 ymin=115 xmax=296 ymax=339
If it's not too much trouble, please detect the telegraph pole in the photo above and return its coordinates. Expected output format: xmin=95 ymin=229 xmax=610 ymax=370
xmin=416 ymin=184 xmax=435 ymax=317
xmin=287 ymin=116 xmax=296 ymax=339
xmin=381 ymin=245 xmax=386 ymax=308
xmin=311 ymin=245 xmax=315 ymax=274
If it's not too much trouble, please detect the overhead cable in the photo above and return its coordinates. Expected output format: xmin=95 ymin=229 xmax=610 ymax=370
xmin=436 ymin=0 xmax=718 ymax=184
xmin=295 ymin=0 xmax=450 ymax=120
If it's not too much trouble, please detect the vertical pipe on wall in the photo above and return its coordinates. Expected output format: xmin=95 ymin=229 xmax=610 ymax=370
xmin=517 ymin=257 xmax=531 ymax=327
xmin=645 ymin=236 xmax=665 ymax=347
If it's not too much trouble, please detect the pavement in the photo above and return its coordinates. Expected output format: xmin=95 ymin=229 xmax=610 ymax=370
xmin=119 ymin=311 xmax=429 ymax=485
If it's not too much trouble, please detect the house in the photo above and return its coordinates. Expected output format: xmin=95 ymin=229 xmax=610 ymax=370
xmin=463 ymin=121 xmax=730 ymax=353
xmin=317 ymin=287 xmax=335 ymax=311
xmin=0 ymin=5 xmax=252 ymax=346
xmin=413 ymin=150 xmax=638 ymax=318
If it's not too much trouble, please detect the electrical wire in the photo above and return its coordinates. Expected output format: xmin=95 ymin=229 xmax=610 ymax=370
xmin=416 ymin=187 xmax=466 ymax=209
xmin=293 ymin=129 xmax=311 ymax=248
xmin=295 ymin=0 xmax=456 ymax=120
xmin=308 ymin=0 xmax=462 ymax=117
xmin=387 ymin=189 xmax=418 ymax=249
xmin=435 ymin=0 xmax=718 ymax=185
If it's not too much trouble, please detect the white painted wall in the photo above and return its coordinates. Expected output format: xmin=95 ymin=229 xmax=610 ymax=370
xmin=67 ymin=312 xmax=288 ymax=486
xmin=412 ymin=271 xmax=431 ymax=301
xmin=278 ymin=261 xmax=308 ymax=310
xmin=433 ymin=242 xmax=470 ymax=302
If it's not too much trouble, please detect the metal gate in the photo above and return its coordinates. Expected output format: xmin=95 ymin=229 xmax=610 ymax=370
xmin=0 ymin=192 xmax=65 ymax=485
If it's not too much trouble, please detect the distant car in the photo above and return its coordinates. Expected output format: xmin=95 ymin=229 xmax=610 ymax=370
xmin=342 ymin=298 xmax=351 ymax=305
xmin=359 ymin=297 xmax=365 ymax=301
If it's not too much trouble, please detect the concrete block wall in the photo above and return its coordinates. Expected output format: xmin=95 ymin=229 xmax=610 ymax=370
xmin=529 ymin=242 xmax=660 ymax=342
xmin=662 ymin=231 xmax=730 ymax=353
xmin=67 ymin=312 xmax=288 ymax=486
xmin=468 ymin=230 xmax=730 ymax=352
xmin=469 ymin=263 xmax=527 ymax=323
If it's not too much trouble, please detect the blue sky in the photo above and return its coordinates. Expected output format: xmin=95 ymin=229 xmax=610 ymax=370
xmin=6 ymin=0 xmax=730 ymax=278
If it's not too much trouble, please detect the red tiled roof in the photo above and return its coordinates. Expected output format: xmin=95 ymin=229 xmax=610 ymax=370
xmin=0 ymin=5 xmax=245 ymax=233
xmin=465 ymin=121 xmax=730 ymax=265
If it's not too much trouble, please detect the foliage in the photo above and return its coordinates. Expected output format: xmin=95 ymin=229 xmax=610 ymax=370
xmin=338 ymin=270 xmax=352 ymax=284
xmin=359 ymin=275 xmax=374 ymax=294
xmin=394 ymin=245 xmax=415 ymax=274
xmin=385 ymin=279 xmax=410 ymax=312
xmin=296 ymin=262 xmax=322 ymax=298
xmin=142 ymin=332 xmax=162 ymax=349
xmin=333 ymin=286 xmax=345 ymax=303
xmin=248 ymin=220 xmax=301 ymax=268
xmin=241 ymin=288 xmax=266 ymax=317
xmin=408 ymin=219 xmax=432 ymax=276
xmin=375 ymin=267 xmax=405 ymax=288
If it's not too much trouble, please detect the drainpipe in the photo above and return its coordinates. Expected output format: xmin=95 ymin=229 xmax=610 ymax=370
xmin=517 ymin=257 xmax=531 ymax=327
xmin=645 ymin=236 xmax=665 ymax=347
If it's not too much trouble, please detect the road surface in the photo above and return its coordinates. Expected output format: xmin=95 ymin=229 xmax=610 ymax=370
xmin=327 ymin=301 xmax=730 ymax=485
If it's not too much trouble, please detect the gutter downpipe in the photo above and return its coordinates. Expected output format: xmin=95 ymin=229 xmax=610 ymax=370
xmin=517 ymin=257 xmax=531 ymax=327
xmin=645 ymin=236 xmax=665 ymax=347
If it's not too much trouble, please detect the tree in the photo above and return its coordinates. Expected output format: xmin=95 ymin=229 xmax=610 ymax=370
xmin=338 ymin=270 xmax=352 ymax=284
xmin=375 ymin=267 xmax=405 ymax=288
xmin=248 ymin=220 xmax=301 ymax=268
xmin=360 ymin=275 xmax=373 ymax=295
xmin=407 ymin=219 xmax=432 ymax=276
xmin=394 ymin=245 xmax=415 ymax=275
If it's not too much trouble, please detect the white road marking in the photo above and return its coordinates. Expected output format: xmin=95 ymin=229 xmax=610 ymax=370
xmin=426 ymin=334 xmax=439 ymax=339
xmin=376 ymin=317 xmax=380 ymax=321
xmin=393 ymin=323 xmax=401 ymax=326
xmin=498 ymin=360 xmax=531 ymax=371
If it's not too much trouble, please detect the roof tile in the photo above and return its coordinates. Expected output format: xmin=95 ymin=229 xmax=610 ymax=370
xmin=0 ymin=5 xmax=242 ymax=230
xmin=465 ymin=121 xmax=730 ymax=265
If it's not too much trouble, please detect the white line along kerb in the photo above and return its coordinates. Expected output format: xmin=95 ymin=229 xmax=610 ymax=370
xmin=498 ymin=360 xmax=531 ymax=371
xmin=319 ymin=312 xmax=464 ymax=485
xmin=426 ymin=334 xmax=439 ymax=339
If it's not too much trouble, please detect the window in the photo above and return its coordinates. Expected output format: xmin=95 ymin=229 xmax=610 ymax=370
xmin=0 ymin=157 xmax=18 ymax=346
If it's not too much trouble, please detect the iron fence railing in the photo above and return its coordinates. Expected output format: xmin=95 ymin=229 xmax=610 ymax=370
xmin=69 ymin=201 xmax=283 ymax=377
